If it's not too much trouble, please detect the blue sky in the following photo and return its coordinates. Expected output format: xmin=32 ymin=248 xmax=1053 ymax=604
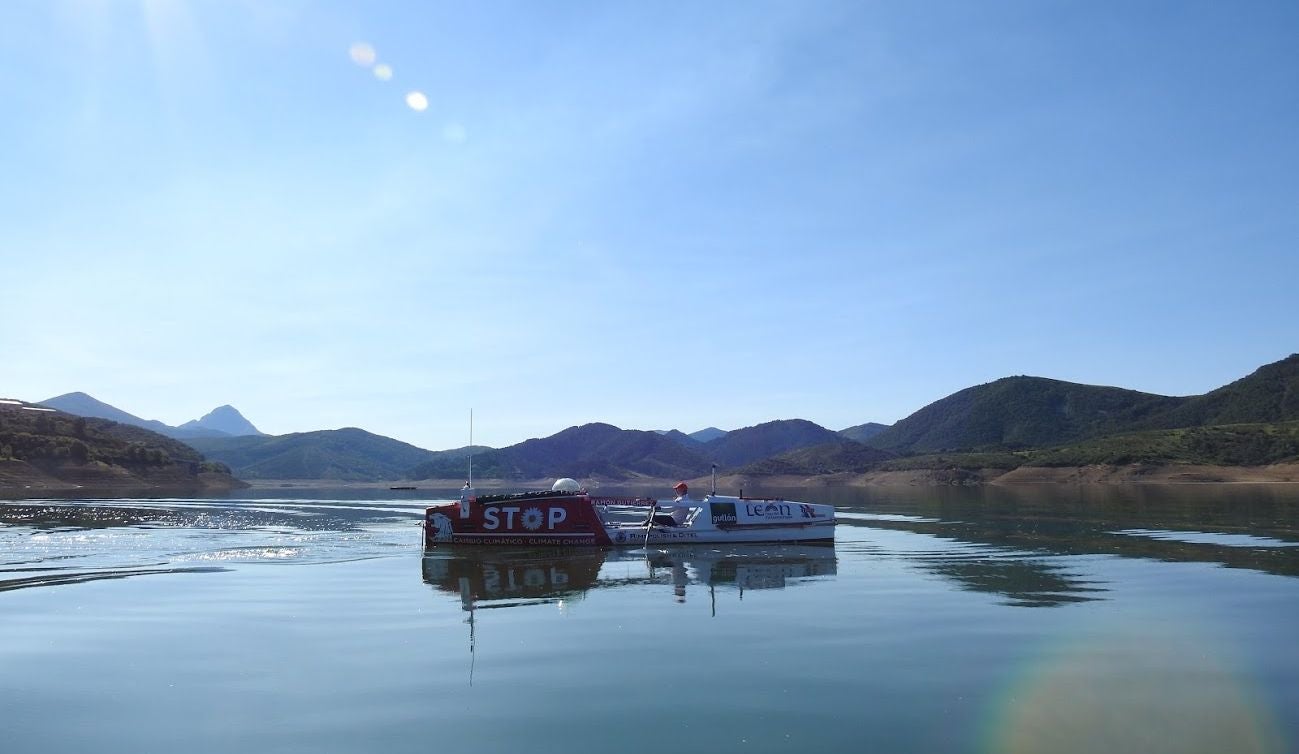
xmin=3 ymin=1 xmax=1296 ymax=450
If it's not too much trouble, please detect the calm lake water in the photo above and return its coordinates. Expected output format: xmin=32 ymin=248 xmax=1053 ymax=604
xmin=3 ymin=484 xmax=1298 ymax=753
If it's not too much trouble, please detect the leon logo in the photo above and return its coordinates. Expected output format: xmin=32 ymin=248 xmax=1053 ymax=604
xmin=745 ymin=502 xmax=793 ymax=519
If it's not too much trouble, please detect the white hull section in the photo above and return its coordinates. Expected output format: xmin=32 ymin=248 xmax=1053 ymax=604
xmin=603 ymin=521 xmax=834 ymax=546
xmin=598 ymin=494 xmax=836 ymax=547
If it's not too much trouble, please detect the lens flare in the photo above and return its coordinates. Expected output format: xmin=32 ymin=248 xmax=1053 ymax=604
xmin=985 ymin=628 xmax=1285 ymax=754
xmin=405 ymin=91 xmax=429 ymax=112
xmin=373 ymin=64 xmax=393 ymax=81
xmin=349 ymin=42 xmax=376 ymax=67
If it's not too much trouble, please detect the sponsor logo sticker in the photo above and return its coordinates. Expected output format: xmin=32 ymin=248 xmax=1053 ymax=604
xmin=711 ymin=502 xmax=738 ymax=525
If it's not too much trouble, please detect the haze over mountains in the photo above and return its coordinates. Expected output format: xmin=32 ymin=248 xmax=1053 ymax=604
xmin=410 ymin=423 xmax=710 ymax=482
xmin=690 ymin=427 xmax=728 ymax=443
xmin=839 ymin=423 xmax=890 ymax=443
xmin=40 ymin=393 xmax=264 ymax=440
xmin=19 ymin=353 xmax=1299 ymax=483
xmin=185 ymin=429 xmax=434 ymax=481
xmin=404 ymin=419 xmax=852 ymax=482
xmin=652 ymin=427 xmax=732 ymax=447
xmin=176 ymin=405 xmax=263 ymax=438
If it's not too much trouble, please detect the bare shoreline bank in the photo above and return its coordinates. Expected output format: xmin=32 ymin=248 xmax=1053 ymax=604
xmin=0 ymin=458 xmax=247 ymax=496
xmin=6 ymin=463 xmax=1298 ymax=497
xmin=240 ymin=463 xmax=1299 ymax=491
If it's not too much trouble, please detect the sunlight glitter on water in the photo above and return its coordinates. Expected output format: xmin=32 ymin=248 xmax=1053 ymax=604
xmin=191 ymin=547 xmax=304 ymax=561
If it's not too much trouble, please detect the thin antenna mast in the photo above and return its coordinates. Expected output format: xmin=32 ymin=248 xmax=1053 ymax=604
xmin=460 ymin=410 xmax=476 ymax=519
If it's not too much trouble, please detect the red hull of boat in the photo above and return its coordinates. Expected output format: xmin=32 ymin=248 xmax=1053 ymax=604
xmin=424 ymin=493 xmax=613 ymax=547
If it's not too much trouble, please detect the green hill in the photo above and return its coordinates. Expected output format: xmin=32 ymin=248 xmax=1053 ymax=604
xmin=39 ymin=391 xmax=183 ymax=437
xmin=1026 ymin=421 xmax=1299 ymax=468
xmin=1146 ymin=353 xmax=1299 ymax=429
xmin=867 ymin=377 xmax=1186 ymax=454
xmin=839 ymin=422 xmax=890 ymax=443
xmin=700 ymin=419 xmax=843 ymax=466
xmin=740 ymin=440 xmax=897 ymax=476
xmin=862 ymin=422 xmax=1299 ymax=473
xmin=186 ymin=428 xmax=438 ymax=481
xmin=409 ymin=446 xmax=515 ymax=480
xmin=0 ymin=401 xmax=241 ymax=490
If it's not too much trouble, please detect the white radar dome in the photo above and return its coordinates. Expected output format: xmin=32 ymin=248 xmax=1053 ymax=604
xmin=551 ymin=477 xmax=581 ymax=492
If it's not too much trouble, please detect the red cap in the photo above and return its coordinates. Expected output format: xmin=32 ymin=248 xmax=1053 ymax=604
xmin=673 ymin=481 xmax=688 ymax=491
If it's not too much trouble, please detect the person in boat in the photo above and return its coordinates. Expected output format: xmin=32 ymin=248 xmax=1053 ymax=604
xmin=669 ymin=481 xmax=693 ymax=525
xmin=648 ymin=481 xmax=694 ymax=527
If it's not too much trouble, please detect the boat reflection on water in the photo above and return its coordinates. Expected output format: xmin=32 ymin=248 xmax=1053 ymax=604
xmin=420 ymin=544 xmax=838 ymax=613
xmin=421 ymin=547 xmax=606 ymax=612
xmin=420 ymin=546 xmax=837 ymax=686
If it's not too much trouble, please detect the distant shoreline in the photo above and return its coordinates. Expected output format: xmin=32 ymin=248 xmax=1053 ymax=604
xmin=0 ymin=458 xmax=247 ymax=496
xmin=6 ymin=464 xmax=1297 ymax=499
xmin=240 ymin=463 xmax=1299 ymax=491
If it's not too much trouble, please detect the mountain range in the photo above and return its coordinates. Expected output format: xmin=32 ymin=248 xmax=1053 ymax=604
xmin=185 ymin=428 xmax=436 ymax=481
xmin=405 ymin=420 xmax=857 ymax=482
xmin=40 ymin=393 xmax=264 ymax=440
xmin=866 ymin=354 xmax=1299 ymax=455
xmin=18 ymin=353 xmax=1299 ymax=483
xmin=653 ymin=427 xmax=730 ymax=445
xmin=411 ymin=423 xmax=709 ymax=481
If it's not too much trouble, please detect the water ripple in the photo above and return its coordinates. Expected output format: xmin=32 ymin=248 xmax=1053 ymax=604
xmin=0 ymin=498 xmax=424 ymax=591
xmin=1111 ymin=529 xmax=1299 ymax=548
xmin=0 ymin=565 xmax=230 ymax=592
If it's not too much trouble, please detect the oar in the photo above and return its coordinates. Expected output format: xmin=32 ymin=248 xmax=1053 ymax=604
xmin=643 ymin=500 xmax=656 ymax=549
